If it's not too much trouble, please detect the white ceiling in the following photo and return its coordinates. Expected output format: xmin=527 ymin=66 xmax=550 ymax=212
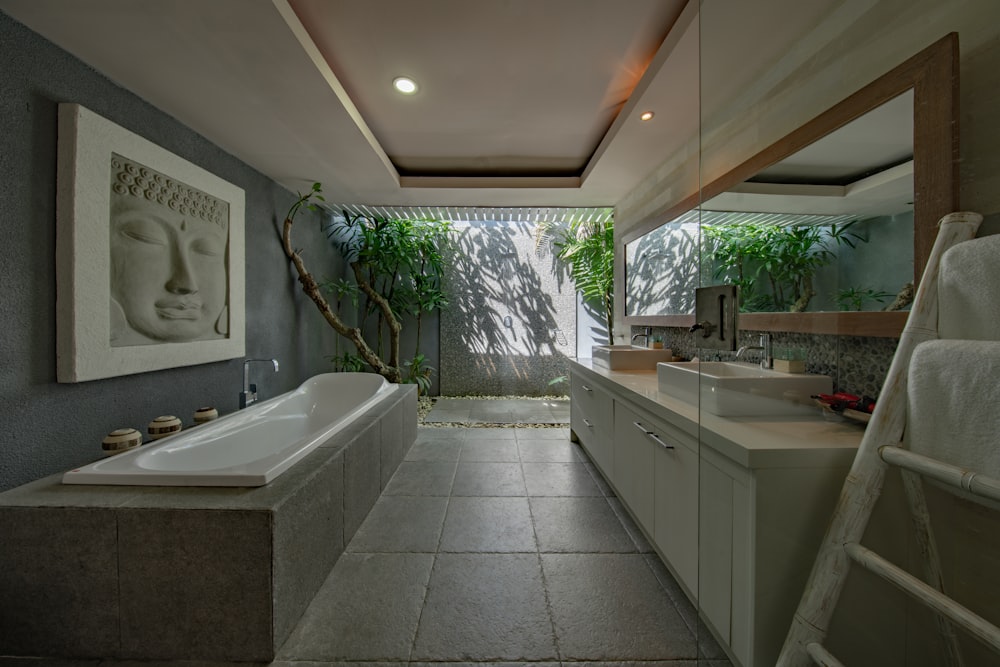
xmin=0 ymin=0 xmax=913 ymax=212
xmin=0 ymin=0 xmax=697 ymax=208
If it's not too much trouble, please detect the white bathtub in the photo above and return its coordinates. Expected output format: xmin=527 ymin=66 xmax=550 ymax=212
xmin=63 ymin=372 xmax=393 ymax=487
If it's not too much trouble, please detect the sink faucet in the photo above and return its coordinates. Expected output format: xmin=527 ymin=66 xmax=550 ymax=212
xmin=631 ymin=327 xmax=651 ymax=346
xmin=241 ymin=358 xmax=279 ymax=408
xmin=735 ymin=333 xmax=772 ymax=370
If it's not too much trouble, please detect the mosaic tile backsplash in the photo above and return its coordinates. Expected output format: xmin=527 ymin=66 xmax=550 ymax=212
xmin=633 ymin=326 xmax=898 ymax=400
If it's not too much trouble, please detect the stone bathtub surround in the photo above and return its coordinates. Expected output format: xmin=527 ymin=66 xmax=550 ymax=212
xmin=0 ymin=384 xmax=417 ymax=662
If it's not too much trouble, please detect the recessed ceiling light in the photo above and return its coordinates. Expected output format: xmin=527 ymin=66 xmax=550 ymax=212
xmin=640 ymin=111 xmax=655 ymax=121
xmin=393 ymin=77 xmax=418 ymax=95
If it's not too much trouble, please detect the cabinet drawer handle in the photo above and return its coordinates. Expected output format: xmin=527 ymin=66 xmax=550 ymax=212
xmin=583 ymin=419 xmax=594 ymax=428
xmin=581 ymin=384 xmax=593 ymax=392
xmin=632 ymin=421 xmax=674 ymax=450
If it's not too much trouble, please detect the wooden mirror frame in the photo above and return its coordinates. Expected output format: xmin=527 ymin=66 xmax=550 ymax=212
xmin=619 ymin=33 xmax=958 ymax=337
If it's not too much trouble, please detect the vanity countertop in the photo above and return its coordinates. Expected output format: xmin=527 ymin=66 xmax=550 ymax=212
xmin=571 ymin=359 xmax=864 ymax=470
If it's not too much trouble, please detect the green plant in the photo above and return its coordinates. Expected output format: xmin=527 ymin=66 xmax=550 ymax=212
xmin=704 ymin=220 xmax=866 ymax=312
xmin=538 ymin=217 xmax=615 ymax=344
xmin=402 ymin=353 xmax=435 ymax=396
xmin=328 ymin=351 xmax=366 ymax=372
xmin=834 ymin=286 xmax=894 ymax=311
xmin=281 ymin=183 xmax=451 ymax=385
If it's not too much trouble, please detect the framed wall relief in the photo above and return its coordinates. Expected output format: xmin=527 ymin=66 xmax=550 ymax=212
xmin=56 ymin=104 xmax=246 ymax=382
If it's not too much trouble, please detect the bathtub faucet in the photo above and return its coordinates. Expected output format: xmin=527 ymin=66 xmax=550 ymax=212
xmin=241 ymin=358 xmax=279 ymax=409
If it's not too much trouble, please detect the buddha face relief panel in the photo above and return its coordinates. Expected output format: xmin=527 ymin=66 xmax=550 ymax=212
xmin=108 ymin=153 xmax=230 ymax=346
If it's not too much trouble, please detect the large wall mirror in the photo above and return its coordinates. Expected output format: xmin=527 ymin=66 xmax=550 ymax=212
xmin=622 ymin=33 xmax=958 ymax=337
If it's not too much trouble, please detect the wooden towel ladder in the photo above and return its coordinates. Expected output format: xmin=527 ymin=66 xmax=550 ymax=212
xmin=777 ymin=211 xmax=1000 ymax=667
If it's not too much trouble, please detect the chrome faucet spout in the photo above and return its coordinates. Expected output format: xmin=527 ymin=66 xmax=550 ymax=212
xmin=631 ymin=327 xmax=652 ymax=346
xmin=735 ymin=334 xmax=772 ymax=369
xmin=241 ymin=358 xmax=279 ymax=409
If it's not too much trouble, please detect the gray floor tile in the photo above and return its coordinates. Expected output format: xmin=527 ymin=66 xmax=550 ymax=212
xmin=346 ymin=496 xmax=448 ymax=553
xmin=383 ymin=461 xmax=457 ymax=496
xmin=452 ymin=462 xmax=526 ymax=496
xmin=460 ymin=439 xmax=521 ymax=462
xmin=411 ymin=553 xmax=558 ymax=661
xmin=517 ymin=427 xmax=571 ymax=440
xmin=608 ymin=497 xmax=656 ymax=553
xmin=517 ymin=439 xmax=582 ymax=462
xmin=642 ymin=553 xmax=698 ymax=633
xmin=542 ymin=553 xmax=696 ymax=660
xmin=462 ymin=427 xmax=517 ymax=440
xmin=522 ymin=462 xmax=603 ymax=496
xmin=439 ymin=497 xmax=537 ymax=553
xmin=406 ymin=438 xmax=462 ymax=462
xmin=530 ymin=497 xmax=636 ymax=553
xmin=277 ymin=552 xmax=433 ymax=661
xmin=416 ymin=426 xmax=466 ymax=441
xmin=581 ymin=460 xmax=616 ymax=497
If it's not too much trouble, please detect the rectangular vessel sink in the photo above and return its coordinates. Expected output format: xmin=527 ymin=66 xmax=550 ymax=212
xmin=657 ymin=361 xmax=832 ymax=417
xmin=592 ymin=344 xmax=674 ymax=370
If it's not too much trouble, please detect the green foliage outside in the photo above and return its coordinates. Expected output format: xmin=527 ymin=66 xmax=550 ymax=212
xmin=281 ymin=183 xmax=451 ymax=393
xmin=703 ymin=221 xmax=867 ymax=312
xmin=539 ymin=217 xmax=615 ymax=344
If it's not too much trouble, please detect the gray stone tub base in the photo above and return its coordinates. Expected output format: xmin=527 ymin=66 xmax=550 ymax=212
xmin=0 ymin=384 xmax=417 ymax=662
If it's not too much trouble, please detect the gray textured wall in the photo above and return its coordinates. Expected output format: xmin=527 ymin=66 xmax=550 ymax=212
xmin=440 ymin=220 xmax=575 ymax=396
xmin=0 ymin=11 xmax=345 ymax=491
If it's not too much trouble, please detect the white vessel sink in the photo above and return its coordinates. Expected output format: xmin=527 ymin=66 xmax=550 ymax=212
xmin=592 ymin=344 xmax=674 ymax=370
xmin=657 ymin=361 xmax=832 ymax=417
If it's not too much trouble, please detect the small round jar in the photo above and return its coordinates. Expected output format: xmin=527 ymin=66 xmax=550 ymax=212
xmin=148 ymin=415 xmax=182 ymax=440
xmin=102 ymin=427 xmax=143 ymax=455
xmin=193 ymin=406 xmax=219 ymax=424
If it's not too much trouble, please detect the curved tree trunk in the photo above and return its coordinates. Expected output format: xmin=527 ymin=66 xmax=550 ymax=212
xmin=282 ymin=215 xmax=403 ymax=383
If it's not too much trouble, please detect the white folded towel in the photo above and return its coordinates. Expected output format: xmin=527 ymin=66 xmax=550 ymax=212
xmin=937 ymin=234 xmax=1000 ymax=340
xmin=905 ymin=339 xmax=1000 ymax=504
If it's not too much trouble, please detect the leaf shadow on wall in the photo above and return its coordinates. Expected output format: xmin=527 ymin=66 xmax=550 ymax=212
xmin=442 ymin=220 xmax=572 ymax=392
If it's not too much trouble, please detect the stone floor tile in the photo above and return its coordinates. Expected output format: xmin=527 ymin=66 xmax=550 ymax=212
xmin=608 ymin=497 xmax=656 ymax=553
xmin=452 ymin=462 xmax=526 ymax=496
xmin=522 ymin=462 xmax=603 ymax=496
xmin=405 ymin=439 xmax=463 ymax=462
xmin=411 ymin=553 xmax=558 ymax=661
xmin=542 ymin=553 xmax=696 ymax=661
xmin=517 ymin=427 xmax=571 ymax=440
xmin=462 ymin=427 xmax=517 ymax=440
xmin=383 ymin=461 xmax=457 ymax=496
xmin=276 ymin=552 xmax=433 ymax=661
xmin=580 ymin=460 xmax=616 ymax=497
xmin=345 ymin=496 xmax=448 ymax=553
xmin=439 ymin=497 xmax=536 ymax=553
xmin=517 ymin=439 xmax=582 ymax=463
xmin=460 ymin=439 xmax=521 ymax=462
xmin=642 ymin=553 xmax=698 ymax=634
xmin=530 ymin=497 xmax=636 ymax=553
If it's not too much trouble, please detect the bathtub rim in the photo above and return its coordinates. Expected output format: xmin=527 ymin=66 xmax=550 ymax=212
xmin=61 ymin=372 xmax=394 ymax=487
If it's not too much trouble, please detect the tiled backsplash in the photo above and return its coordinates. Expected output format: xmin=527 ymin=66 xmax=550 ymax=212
xmin=634 ymin=326 xmax=898 ymax=400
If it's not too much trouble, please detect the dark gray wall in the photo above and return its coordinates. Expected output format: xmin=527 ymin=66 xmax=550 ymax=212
xmin=0 ymin=11 xmax=345 ymax=491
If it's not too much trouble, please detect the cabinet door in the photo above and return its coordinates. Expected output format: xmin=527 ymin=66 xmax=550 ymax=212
xmin=653 ymin=438 xmax=699 ymax=596
xmin=570 ymin=372 xmax=614 ymax=475
xmin=699 ymin=458 xmax=734 ymax=645
xmin=612 ymin=402 xmax=657 ymax=529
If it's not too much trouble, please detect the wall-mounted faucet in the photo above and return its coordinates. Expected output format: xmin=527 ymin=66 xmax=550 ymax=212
xmin=736 ymin=333 xmax=772 ymax=370
xmin=631 ymin=327 xmax=651 ymax=346
xmin=240 ymin=358 xmax=279 ymax=408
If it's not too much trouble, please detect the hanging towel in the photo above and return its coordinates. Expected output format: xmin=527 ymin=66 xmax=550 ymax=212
xmin=937 ymin=234 xmax=1000 ymax=340
xmin=905 ymin=339 xmax=1000 ymax=504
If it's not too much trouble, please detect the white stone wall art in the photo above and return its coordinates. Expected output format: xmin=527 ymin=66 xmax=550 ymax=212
xmin=56 ymin=103 xmax=246 ymax=382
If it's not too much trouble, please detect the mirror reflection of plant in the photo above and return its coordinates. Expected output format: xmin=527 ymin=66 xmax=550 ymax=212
xmin=282 ymin=183 xmax=451 ymax=388
xmin=537 ymin=218 xmax=614 ymax=344
xmin=834 ymin=286 xmax=894 ymax=311
xmin=704 ymin=220 xmax=867 ymax=312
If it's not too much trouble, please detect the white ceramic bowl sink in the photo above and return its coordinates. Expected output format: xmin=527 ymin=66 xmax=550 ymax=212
xmin=657 ymin=361 xmax=832 ymax=417
xmin=592 ymin=344 xmax=674 ymax=370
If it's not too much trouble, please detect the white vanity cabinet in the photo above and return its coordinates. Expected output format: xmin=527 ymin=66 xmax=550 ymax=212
xmin=569 ymin=359 xmax=870 ymax=667
xmin=570 ymin=371 xmax=614 ymax=476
